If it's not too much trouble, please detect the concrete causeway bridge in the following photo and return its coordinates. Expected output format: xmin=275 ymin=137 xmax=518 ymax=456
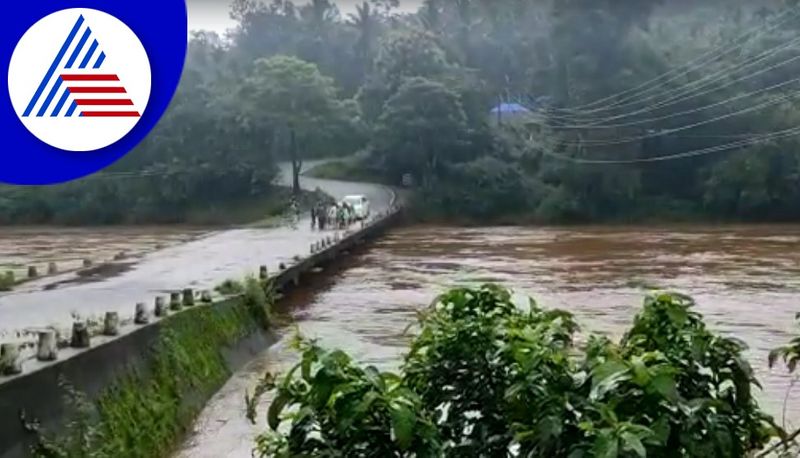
xmin=0 ymin=164 xmax=403 ymax=458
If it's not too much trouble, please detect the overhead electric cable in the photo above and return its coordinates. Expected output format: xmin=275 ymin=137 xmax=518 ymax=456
xmin=534 ymin=125 xmax=800 ymax=164
xmin=545 ymin=36 xmax=800 ymax=125
xmin=543 ymin=89 xmax=800 ymax=146
xmin=538 ymin=74 xmax=800 ymax=130
xmin=551 ymin=6 xmax=800 ymax=113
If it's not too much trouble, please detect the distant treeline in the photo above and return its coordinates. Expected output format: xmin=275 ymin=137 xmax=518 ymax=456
xmin=3 ymin=0 xmax=800 ymax=224
xmin=0 ymin=166 xmax=277 ymax=225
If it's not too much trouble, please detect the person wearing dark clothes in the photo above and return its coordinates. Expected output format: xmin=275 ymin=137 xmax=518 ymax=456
xmin=317 ymin=204 xmax=326 ymax=230
xmin=311 ymin=206 xmax=317 ymax=230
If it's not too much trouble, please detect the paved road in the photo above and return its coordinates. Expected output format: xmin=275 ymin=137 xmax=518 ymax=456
xmin=0 ymin=163 xmax=393 ymax=335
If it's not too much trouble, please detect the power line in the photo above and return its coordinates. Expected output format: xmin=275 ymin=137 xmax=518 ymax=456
xmin=534 ymin=126 xmax=800 ymax=164
xmin=538 ymin=74 xmax=800 ymax=130
xmin=546 ymin=36 xmax=800 ymax=125
xmin=551 ymin=6 xmax=800 ymax=114
xmin=539 ymin=88 xmax=800 ymax=147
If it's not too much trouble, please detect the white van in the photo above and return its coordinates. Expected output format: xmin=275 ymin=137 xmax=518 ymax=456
xmin=343 ymin=195 xmax=370 ymax=220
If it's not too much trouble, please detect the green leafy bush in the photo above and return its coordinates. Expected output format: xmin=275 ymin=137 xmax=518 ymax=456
xmin=243 ymin=276 xmax=273 ymax=329
xmin=769 ymin=314 xmax=800 ymax=374
xmin=251 ymin=337 xmax=442 ymax=457
xmin=404 ymin=284 xmax=578 ymax=456
xmin=215 ymin=278 xmax=245 ymax=295
xmin=254 ymin=285 xmax=778 ymax=457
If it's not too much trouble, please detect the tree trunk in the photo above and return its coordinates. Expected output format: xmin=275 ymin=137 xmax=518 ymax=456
xmin=290 ymin=127 xmax=302 ymax=196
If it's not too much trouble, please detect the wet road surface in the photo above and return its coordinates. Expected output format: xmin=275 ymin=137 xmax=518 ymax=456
xmin=177 ymin=224 xmax=800 ymax=457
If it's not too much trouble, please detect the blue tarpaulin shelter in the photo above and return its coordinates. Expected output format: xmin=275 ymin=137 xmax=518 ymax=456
xmin=490 ymin=103 xmax=531 ymax=114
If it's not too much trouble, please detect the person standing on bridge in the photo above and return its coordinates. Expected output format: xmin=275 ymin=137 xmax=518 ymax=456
xmin=317 ymin=203 xmax=327 ymax=230
xmin=328 ymin=204 xmax=338 ymax=230
xmin=311 ymin=205 xmax=317 ymax=230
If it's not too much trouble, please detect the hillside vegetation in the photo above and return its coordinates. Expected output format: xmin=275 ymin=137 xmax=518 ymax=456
xmin=3 ymin=0 xmax=800 ymax=224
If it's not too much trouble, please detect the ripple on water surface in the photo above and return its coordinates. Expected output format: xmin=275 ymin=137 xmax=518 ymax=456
xmin=178 ymin=224 xmax=800 ymax=457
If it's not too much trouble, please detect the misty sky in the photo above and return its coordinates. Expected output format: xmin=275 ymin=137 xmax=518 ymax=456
xmin=187 ymin=0 xmax=424 ymax=33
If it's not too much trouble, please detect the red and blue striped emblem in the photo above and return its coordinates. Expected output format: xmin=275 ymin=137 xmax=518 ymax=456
xmin=22 ymin=14 xmax=140 ymax=118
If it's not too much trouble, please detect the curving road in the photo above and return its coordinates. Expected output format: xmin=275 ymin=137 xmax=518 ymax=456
xmin=0 ymin=162 xmax=394 ymax=336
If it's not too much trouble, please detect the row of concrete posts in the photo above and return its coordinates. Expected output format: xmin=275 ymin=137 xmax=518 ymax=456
xmin=0 ymin=204 xmax=401 ymax=379
xmin=0 ymin=287 xmax=214 ymax=377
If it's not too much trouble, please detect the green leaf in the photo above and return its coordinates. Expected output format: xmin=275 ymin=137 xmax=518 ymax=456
xmin=338 ymin=390 xmax=379 ymax=431
xmin=594 ymin=431 xmax=619 ymax=458
xmin=537 ymin=415 xmax=563 ymax=442
xmin=364 ymin=366 xmax=385 ymax=390
xmin=650 ymin=417 xmax=670 ymax=444
xmin=267 ymin=391 xmax=291 ymax=431
xmin=593 ymin=360 xmax=629 ymax=382
xmin=768 ymin=348 xmax=781 ymax=368
xmin=391 ymin=404 xmax=416 ymax=450
xmin=301 ymin=352 xmax=313 ymax=381
xmin=630 ymin=356 xmax=650 ymax=386
xmin=591 ymin=360 xmax=629 ymax=400
xmin=621 ymin=432 xmax=646 ymax=457
xmin=650 ymin=373 xmax=679 ymax=402
xmin=311 ymin=372 xmax=335 ymax=409
xmin=354 ymin=390 xmax=379 ymax=416
xmin=665 ymin=304 xmax=688 ymax=326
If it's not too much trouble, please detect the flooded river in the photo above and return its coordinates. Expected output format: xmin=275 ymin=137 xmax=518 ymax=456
xmin=178 ymin=224 xmax=800 ymax=457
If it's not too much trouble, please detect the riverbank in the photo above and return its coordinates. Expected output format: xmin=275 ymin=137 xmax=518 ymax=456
xmin=305 ymin=157 xmax=800 ymax=226
xmin=0 ymin=186 xmax=326 ymax=228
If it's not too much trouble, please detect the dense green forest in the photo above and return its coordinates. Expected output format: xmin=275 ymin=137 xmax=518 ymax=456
xmin=3 ymin=0 xmax=800 ymax=224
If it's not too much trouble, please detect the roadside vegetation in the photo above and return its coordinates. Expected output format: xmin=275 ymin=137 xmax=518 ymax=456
xmin=2 ymin=0 xmax=799 ymax=224
xmin=249 ymin=284 xmax=800 ymax=457
xmin=26 ymin=277 xmax=274 ymax=458
xmin=304 ymin=157 xmax=385 ymax=185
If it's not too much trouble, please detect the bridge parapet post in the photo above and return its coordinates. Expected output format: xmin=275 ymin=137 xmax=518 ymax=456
xmin=135 ymin=303 xmax=150 ymax=324
xmin=182 ymin=289 xmax=195 ymax=307
xmin=37 ymin=330 xmax=57 ymax=361
xmin=104 ymin=312 xmax=120 ymax=336
xmin=71 ymin=321 xmax=91 ymax=348
xmin=0 ymin=343 xmax=22 ymax=375
xmin=169 ymin=292 xmax=182 ymax=311
xmin=155 ymin=296 xmax=168 ymax=317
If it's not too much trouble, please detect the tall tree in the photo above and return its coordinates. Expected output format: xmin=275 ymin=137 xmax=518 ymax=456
xmin=374 ymin=77 xmax=468 ymax=187
xmin=240 ymin=55 xmax=345 ymax=194
xmin=349 ymin=2 xmax=379 ymax=77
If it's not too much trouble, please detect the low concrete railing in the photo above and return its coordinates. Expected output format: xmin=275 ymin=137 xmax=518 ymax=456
xmin=0 ymin=203 xmax=403 ymax=458
xmin=0 ymin=254 xmax=133 ymax=294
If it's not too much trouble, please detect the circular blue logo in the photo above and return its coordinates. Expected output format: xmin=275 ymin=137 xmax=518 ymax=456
xmin=1 ymin=0 xmax=187 ymax=184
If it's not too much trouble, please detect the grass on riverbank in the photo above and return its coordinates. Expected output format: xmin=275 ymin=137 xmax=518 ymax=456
xmin=27 ymin=277 xmax=274 ymax=458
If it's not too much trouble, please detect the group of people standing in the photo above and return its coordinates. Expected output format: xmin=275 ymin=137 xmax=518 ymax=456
xmin=310 ymin=201 xmax=356 ymax=231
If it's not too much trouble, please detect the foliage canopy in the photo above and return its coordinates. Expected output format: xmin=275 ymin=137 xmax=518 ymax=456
xmin=251 ymin=285 xmax=781 ymax=457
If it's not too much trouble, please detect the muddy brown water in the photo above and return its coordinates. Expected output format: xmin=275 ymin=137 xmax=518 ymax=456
xmin=177 ymin=224 xmax=800 ymax=457
xmin=0 ymin=226 xmax=205 ymax=283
